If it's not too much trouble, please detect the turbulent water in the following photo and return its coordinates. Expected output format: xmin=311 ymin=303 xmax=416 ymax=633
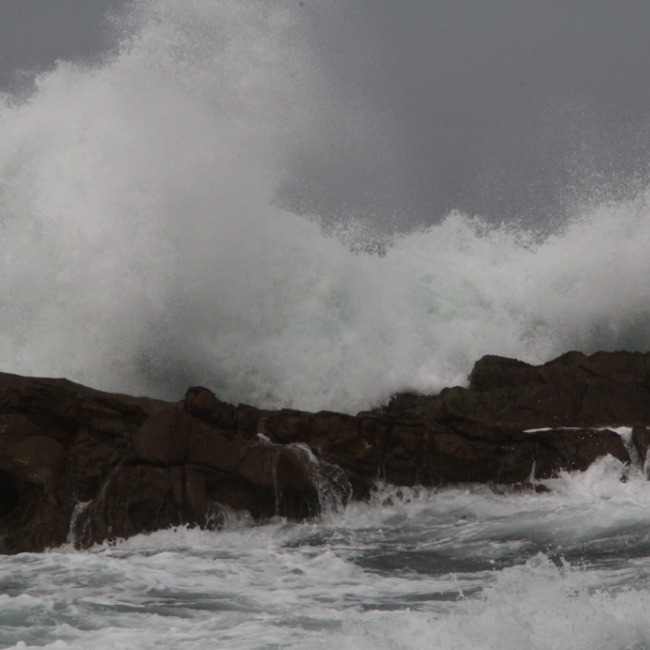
xmin=2 ymin=1 xmax=650 ymax=647
xmin=2 ymin=459 xmax=650 ymax=649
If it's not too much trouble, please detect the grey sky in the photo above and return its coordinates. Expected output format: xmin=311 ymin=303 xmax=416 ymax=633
xmin=0 ymin=0 xmax=122 ymax=88
xmin=290 ymin=1 xmax=650 ymax=229
xmin=2 ymin=0 xmax=650 ymax=231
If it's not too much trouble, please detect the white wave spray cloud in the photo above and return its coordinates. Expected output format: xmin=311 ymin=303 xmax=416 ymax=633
xmin=1 ymin=0 xmax=650 ymax=412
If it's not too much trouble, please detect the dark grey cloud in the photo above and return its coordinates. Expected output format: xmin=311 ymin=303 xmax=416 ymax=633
xmin=2 ymin=0 xmax=650 ymax=231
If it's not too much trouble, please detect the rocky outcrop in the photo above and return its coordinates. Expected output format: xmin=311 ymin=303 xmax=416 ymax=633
xmin=0 ymin=376 xmax=349 ymax=553
xmin=1 ymin=350 xmax=649 ymax=553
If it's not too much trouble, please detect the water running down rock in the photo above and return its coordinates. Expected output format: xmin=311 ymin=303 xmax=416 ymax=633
xmin=0 ymin=349 xmax=649 ymax=554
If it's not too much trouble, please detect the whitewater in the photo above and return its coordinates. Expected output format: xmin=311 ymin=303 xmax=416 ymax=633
xmin=3 ymin=461 xmax=650 ymax=649
xmin=2 ymin=1 xmax=650 ymax=648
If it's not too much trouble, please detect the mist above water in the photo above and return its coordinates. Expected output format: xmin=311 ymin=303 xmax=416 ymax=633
xmin=1 ymin=0 xmax=650 ymax=412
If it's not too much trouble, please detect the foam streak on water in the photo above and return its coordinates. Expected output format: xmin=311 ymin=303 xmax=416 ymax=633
xmin=1 ymin=458 xmax=650 ymax=649
xmin=1 ymin=0 xmax=650 ymax=412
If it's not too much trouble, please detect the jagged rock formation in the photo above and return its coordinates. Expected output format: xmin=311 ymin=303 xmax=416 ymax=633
xmin=1 ymin=350 xmax=649 ymax=553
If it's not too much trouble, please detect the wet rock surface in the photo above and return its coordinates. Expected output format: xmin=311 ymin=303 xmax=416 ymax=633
xmin=0 ymin=350 xmax=649 ymax=553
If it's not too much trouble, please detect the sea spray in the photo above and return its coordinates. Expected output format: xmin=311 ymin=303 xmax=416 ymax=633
xmin=2 ymin=0 xmax=650 ymax=414
xmin=286 ymin=442 xmax=353 ymax=515
xmin=255 ymin=434 xmax=351 ymax=518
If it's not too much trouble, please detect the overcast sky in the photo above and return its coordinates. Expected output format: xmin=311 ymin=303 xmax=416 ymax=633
xmin=2 ymin=0 xmax=650 ymax=231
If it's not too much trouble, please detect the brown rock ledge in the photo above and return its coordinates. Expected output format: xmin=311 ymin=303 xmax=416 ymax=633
xmin=1 ymin=350 xmax=648 ymax=554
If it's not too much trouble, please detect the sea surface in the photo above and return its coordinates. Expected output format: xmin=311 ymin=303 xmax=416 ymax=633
xmin=2 ymin=2 xmax=650 ymax=648
xmin=2 ymin=458 xmax=650 ymax=649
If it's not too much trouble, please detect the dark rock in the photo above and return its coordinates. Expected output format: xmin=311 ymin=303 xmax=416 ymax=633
xmin=0 ymin=373 xmax=342 ymax=553
xmin=469 ymin=355 xmax=545 ymax=391
xmin=384 ymin=351 xmax=650 ymax=429
xmin=1 ymin=350 xmax=650 ymax=553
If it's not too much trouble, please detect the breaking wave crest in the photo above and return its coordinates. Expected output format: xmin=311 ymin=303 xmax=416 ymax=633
xmin=1 ymin=0 xmax=650 ymax=412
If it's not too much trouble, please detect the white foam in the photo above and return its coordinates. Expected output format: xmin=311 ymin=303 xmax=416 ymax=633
xmin=4 ymin=463 xmax=650 ymax=649
xmin=334 ymin=554 xmax=650 ymax=650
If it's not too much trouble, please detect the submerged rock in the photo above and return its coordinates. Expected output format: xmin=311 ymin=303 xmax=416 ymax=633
xmin=0 ymin=350 xmax=649 ymax=553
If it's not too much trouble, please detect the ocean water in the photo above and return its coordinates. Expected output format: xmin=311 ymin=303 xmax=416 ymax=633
xmin=2 ymin=458 xmax=650 ymax=649
xmin=2 ymin=2 xmax=650 ymax=647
